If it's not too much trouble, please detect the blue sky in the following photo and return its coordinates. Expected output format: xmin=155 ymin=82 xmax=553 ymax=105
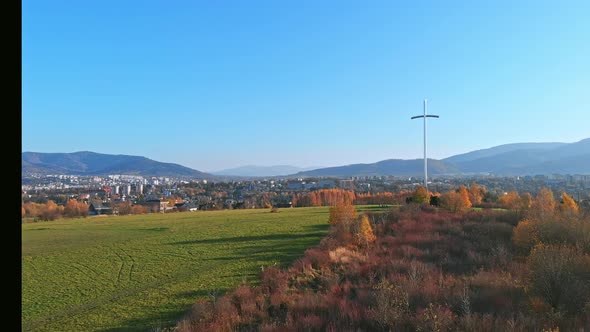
xmin=22 ymin=1 xmax=590 ymax=171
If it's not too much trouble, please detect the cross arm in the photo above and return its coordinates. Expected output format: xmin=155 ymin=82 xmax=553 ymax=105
xmin=411 ymin=115 xmax=440 ymax=119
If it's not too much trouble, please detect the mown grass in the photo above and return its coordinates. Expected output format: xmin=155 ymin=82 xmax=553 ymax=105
xmin=22 ymin=207 xmax=330 ymax=331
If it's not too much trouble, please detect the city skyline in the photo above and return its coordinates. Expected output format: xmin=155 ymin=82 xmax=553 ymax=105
xmin=22 ymin=1 xmax=590 ymax=171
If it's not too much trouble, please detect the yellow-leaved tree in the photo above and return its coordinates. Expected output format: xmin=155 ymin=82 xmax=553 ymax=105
xmin=458 ymin=186 xmax=472 ymax=210
xmin=468 ymin=181 xmax=485 ymax=205
xmin=411 ymin=186 xmax=429 ymax=204
xmin=329 ymin=201 xmax=358 ymax=226
xmin=530 ymin=188 xmax=555 ymax=222
xmin=559 ymin=192 xmax=579 ymax=220
xmin=356 ymin=214 xmax=376 ymax=246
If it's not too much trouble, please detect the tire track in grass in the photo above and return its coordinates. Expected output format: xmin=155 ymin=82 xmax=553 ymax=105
xmin=117 ymin=246 xmax=136 ymax=283
xmin=108 ymin=245 xmax=126 ymax=286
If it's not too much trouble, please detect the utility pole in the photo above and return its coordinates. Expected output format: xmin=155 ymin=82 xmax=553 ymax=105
xmin=411 ymin=99 xmax=439 ymax=190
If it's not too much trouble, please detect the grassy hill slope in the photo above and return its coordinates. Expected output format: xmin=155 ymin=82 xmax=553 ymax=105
xmin=22 ymin=207 xmax=330 ymax=331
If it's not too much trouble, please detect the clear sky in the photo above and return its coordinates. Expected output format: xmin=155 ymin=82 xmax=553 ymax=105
xmin=22 ymin=1 xmax=590 ymax=172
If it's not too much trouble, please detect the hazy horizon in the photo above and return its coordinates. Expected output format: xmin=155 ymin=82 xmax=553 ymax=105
xmin=21 ymin=136 xmax=587 ymax=173
xmin=23 ymin=1 xmax=590 ymax=171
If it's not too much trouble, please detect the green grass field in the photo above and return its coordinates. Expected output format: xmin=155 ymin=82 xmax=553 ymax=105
xmin=22 ymin=207 xmax=330 ymax=331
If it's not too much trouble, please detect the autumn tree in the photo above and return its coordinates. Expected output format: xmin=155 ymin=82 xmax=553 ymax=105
xmin=328 ymin=201 xmax=358 ymax=245
xmin=40 ymin=200 xmax=63 ymax=221
xmin=23 ymin=202 xmax=43 ymax=219
xmin=356 ymin=214 xmax=376 ymax=246
xmin=411 ymin=186 xmax=429 ymax=204
xmin=132 ymin=205 xmax=148 ymax=214
xmin=457 ymin=186 xmax=472 ymax=210
xmin=116 ymin=201 xmax=133 ymax=215
xmin=468 ymin=181 xmax=485 ymax=205
xmin=64 ymin=199 xmax=78 ymax=218
xmin=499 ymin=191 xmax=520 ymax=210
xmin=518 ymin=192 xmax=533 ymax=213
xmin=79 ymin=201 xmax=89 ymax=217
xmin=294 ymin=190 xmax=355 ymax=207
xmin=310 ymin=192 xmax=321 ymax=207
xmin=512 ymin=219 xmax=537 ymax=254
xmin=64 ymin=199 xmax=89 ymax=218
xmin=440 ymin=191 xmax=470 ymax=213
xmin=559 ymin=192 xmax=579 ymax=219
xmin=530 ymin=188 xmax=555 ymax=222
xmin=328 ymin=202 xmax=358 ymax=226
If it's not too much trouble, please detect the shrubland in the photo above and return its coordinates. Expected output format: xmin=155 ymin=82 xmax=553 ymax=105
xmin=177 ymin=187 xmax=590 ymax=331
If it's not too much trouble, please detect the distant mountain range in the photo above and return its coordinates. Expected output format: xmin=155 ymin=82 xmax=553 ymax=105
xmin=292 ymin=159 xmax=459 ymax=177
xmin=212 ymin=165 xmax=322 ymax=177
xmin=295 ymin=138 xmax=590 ymax=177
xmin=21 ymin=138 xmax=590 ymax=178
xmin=22 ymin=151 xmax=212 ymax=178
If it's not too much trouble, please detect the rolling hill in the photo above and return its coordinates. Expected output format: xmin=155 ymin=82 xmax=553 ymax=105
xmin=21 ymin=138 xmax=590 ymax=179
xmin=292 ymin=138 xmax=590 ymax=177
xmin=443 ymin=142 xmax=567 ymax=164
xmin=295 ymin=159 xmax=460 ymax=177
xmin=22 ymin=151 xmax=212 ymax=178
xmin=448 ymin=138 xmax=590 ymax=175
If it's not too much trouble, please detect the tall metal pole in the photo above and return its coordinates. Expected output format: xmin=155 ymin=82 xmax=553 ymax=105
xmin=424 ymin=99 xmax=427 ymax=188
xmin=411 ymin=99 xmax=439 ymax=191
